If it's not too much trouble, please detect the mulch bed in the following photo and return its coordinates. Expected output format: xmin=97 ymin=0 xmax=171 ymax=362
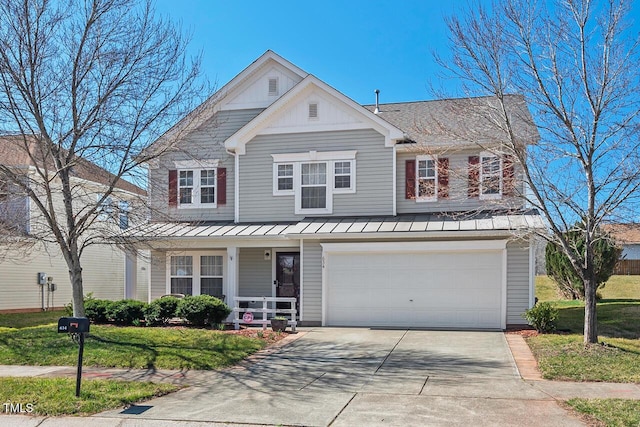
xmin=505 ymin=327 xmax=540 ymax=338
xmin=223 ymin=328 xmax=291 ymax=345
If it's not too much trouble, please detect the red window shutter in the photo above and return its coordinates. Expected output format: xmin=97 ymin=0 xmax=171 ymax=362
xmin=437 ymin=157 xmax=449 ymax=199
xmin=503 ymin=155 xmax=515 ymax=196
xmin=217 ymin=167 xmax=227 ymax=205
xmin=405 ymin=159 xmax=416 ymax=199
xmin=168 ymin=170 xmax=177 ymax=207
xmin=468 ymin=156 xmax=480 ymax=198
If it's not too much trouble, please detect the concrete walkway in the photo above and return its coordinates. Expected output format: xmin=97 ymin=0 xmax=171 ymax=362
xmin=0 ymin=328 xmax=638 ymax=426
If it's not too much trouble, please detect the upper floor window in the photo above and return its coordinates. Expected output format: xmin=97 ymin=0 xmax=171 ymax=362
xmin=272 ymin=150 xmax=357 ymax=215
xmin=416 ymin=155 xmax=437 ymax=202
xmin=118 ymin=201 xmax=130 ymax=229
xmin=480 ymin=152 xmax=502 ymax=199
xmin=301 ymin=163 xmax=327 ymax=210
xmin=168 ymin=160 xmax=226 ymax=209
xmin=178 ymin=169 xmax=216 ymax=207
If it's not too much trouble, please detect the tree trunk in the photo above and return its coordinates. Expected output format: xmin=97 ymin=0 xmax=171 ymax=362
xmin=68 ymin=258 xmax=86 ymax=317
xmin=583 ymin=275 xmax=598 ymax=344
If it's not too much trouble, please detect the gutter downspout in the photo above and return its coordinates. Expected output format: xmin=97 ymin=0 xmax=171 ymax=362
xmin=226 ymin=149 xmax=239 ymax=223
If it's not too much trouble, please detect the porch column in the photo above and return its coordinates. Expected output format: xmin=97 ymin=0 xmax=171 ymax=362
xmin=226 ymin=246 xmax=238 ymax=304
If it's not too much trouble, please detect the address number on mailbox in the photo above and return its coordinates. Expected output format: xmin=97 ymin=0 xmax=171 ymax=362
xmin=58 ymin=317 xmax=90 ymax=333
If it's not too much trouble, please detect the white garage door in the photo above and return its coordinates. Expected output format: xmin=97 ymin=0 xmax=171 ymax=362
xmin=324 ymin=243 xmax=504 ymax=329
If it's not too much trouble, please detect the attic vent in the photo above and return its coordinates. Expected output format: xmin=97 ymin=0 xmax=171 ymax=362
xmin=268 ymin=78 xmax=278 ymax=96
xmin=308 ymin=102 xmax=318 ymax=119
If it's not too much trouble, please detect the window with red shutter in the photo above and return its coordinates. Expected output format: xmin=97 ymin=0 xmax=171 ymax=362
xmin=438 ymin=157 xmax=449 ymax=199
xmin=405 ymin=159 xmax=416 ymax=199
xmin=468 ymin=156 xmax=480 ymax=197
xmin=168 ymin=170 xmax=177 ymax=207
xmin=217 ymin=168 xmax=226 ymax=205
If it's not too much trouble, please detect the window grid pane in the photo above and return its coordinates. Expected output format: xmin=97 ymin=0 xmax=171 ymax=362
xmin=171 ymin=278 xmax=192 ymax=295
xmin=301 ymin=186 xmax=326 ymax=209
xmin=201 ymin=256 xmax=223 ymax=277
xmin=201 ymin=278 xmax=223 ymax=298
xmin=334 ymin=175 xmax=351 ymax=189
xmin=170 ymin=256 xmax=193 ymax=276
xmin=301 ymin=163 xmax=326 ymax=185
xmin=481 ymin=156 xmax=501 ymax=195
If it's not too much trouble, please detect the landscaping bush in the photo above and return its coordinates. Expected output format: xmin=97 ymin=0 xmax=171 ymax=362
xmin=176 ymin=295 xmax=231 ymax=327
xmin=107 ymin=299 xmax=147 ymax=325
xmin=144 ymin=296 xmax=180 ymax=326
xmin=522 ymin=302 xmax=559 ymax=333
xmin=85 ymin=298 xmax=115 ymax=323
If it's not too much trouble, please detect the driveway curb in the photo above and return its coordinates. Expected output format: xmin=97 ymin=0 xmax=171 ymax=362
xmin=504 ymin=333 xmax=543 ymax=380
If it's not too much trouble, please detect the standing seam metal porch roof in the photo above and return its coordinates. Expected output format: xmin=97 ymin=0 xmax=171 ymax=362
xmin=124 ymin=211 xmax=545 ymax=240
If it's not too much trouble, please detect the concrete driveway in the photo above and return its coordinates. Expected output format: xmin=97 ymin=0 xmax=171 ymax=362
xmin=97 ymin=328 xmax=584 ymax=426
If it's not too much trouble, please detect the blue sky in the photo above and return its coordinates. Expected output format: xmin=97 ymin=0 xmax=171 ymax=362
xmin=154 ymin=0 xmax=467 ymax=105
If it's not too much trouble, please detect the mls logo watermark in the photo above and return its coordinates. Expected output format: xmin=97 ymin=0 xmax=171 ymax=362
xmin=3 ymin=402 xmax=34 ymax=414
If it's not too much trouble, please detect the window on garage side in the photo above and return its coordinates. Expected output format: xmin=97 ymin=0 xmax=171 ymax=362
xmin=480 ymin=153 xmax=502 ymax=199
xmin=200 ymin=255 xmax=224 ymax=299
xmin=274 ymin=163 xmax=294 ymax=195
xmin=333 ymin=160 xmax=355 ymax=193
xmin=416 ymin=155 xmax=437 ymax=201
xmin=301 ymin=162 xmax=327 ymax=209
xmin=170 ymin=255 xmax=193 ymax=295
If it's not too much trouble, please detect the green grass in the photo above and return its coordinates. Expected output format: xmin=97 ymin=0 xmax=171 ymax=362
xmin=0 ymin=377 xmax=178 ymax=416
xmin=0 ymin=310 xmax=65 ymax=329
xmin=566 ymin=398 xmax=640 ymax=427
xmin=0 ymin=325 xmax=267 ymax=370
xmin=527 ymin=275 xmax=640 ymax=382
xmin=536 ymin=275 xmax=640 ymax=302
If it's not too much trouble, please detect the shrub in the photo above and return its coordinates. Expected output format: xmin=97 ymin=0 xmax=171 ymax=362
xmin=545 ymin=226 xmax=621 ymax=300
xmin=85 ymin=298 xmax=115 ymax=323
xmin=107 ymin=299 xmax=147 ymax=325
xmin=176 ymin=295 xmax=231 ymax=327
xmin=144 ymin=296 xmax=180 ymax=326
xmin=522 ymin=302 xmax=559 ymax=333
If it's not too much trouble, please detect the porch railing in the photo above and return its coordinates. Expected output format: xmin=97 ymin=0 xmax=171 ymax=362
xmin=232 ymin=296 xmax=297 ymax=332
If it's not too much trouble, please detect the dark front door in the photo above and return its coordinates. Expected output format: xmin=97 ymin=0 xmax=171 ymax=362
xmin=275 ymin=252 xmax=300 ymax=315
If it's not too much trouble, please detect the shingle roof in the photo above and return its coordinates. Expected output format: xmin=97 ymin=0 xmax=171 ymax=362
xmin=125 ymin=211 xmax=544 ymax=240
xmin=363 ymin=95 xmax=539 ymax=146
xmin=0 ymin=136 xmax=145 ymax=195
xmin=602 ymin=223 xmax=640 ymax=244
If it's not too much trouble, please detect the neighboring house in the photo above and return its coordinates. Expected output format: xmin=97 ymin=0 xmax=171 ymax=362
xmin=602 ymin=223 xmax=640 ymax=275
xmin=136 ymin=50 xmax=543 ymax=329
xmin=0 ymin=138 xmax=149 ymax=312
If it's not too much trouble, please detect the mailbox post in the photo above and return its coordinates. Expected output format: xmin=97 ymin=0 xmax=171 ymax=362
xmin=58 ymin=317 xmax=90 ymax=397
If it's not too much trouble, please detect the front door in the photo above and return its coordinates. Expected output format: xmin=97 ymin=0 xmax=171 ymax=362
xmin=275 ymin=252 xmax=300 ymax=315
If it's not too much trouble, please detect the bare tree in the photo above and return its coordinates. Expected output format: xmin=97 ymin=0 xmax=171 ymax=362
xmin=0 ymin=0 xmax=204 ymax=316
xmin=438 ymin=0 xmax=640 ymax=343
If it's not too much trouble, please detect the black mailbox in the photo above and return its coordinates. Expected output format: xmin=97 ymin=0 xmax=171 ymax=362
xmin=58 ymin=317 xmax=90 ymax=333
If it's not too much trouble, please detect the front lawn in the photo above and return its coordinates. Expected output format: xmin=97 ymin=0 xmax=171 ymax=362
xmin=527 ymin=276 xmax=640 ymax=382
xmin=0 ymin=310 xmax=64 ymax=329
xmin=0 ymin=377 xmax=177 ymax=416
xmin=566 ymin=398 xmax=640 ymax=427
xmin=0 ymin=324 xmax=270 ymax=370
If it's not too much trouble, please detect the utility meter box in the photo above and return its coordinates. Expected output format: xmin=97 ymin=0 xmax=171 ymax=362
xmin=58 ymin=317 xmax=90 ymax=334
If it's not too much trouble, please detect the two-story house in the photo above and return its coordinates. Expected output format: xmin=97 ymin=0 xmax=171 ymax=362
xmin=138 ymin=51 xmax=543 ymax=330
xmin=0 ymin=137 xmax=149 ymax=312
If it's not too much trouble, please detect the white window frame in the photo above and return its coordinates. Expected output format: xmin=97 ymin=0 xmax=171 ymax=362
xmin=271 ymin=151 xmax=357 ymax=215
xmin=479 ymin=151 xmax=503 ymax=200
xmin=333 ymin=159 xmax=356 ymax=194
xmin=174 ymin=159 xmax=220 ymax=209
xmin=166 ymin=251 xmax=226 ymax=297
xmin=297 ymin=161 xmax=330 ymax=214
xmin=273 ymin=163 xmax=295 ymax=196
xmin=416 ymin=155 xmax=438 ymax=202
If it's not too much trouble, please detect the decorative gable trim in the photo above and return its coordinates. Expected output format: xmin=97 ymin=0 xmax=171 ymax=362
xmin=225 ymin=75 xmax=405 ymax=155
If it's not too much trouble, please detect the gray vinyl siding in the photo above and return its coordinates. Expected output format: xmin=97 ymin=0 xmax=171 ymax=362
xmin=239 ymin=129 xmax=394 ymax=222
xmin=302 ymin=240 xmax=322 ymax=322
xmin=238 ymin=248 xmax=272 ymax=297
xmin=396 ymin=150 xmax=525 ymax=214
xmin=506 ymin=241 xmax=531 ymax=325
xmin=149 ymin=108 xmax=263 ymax=222
xmin=149 ymin=250 xmax=167 ymax=301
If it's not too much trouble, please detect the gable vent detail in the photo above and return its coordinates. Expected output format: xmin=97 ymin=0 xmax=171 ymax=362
xmin=308 ymin=102 xmax=318 ymax=119
xmin=268 ymin=78 xmax=278 ymax=96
